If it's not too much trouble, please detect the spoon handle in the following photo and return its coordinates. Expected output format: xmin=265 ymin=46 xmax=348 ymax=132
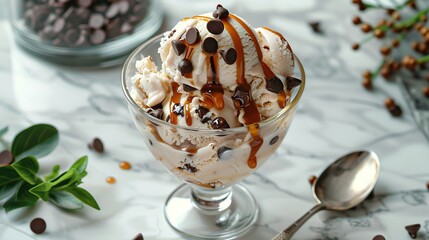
xmin=272 ymin=204 xmax=325 ymax=240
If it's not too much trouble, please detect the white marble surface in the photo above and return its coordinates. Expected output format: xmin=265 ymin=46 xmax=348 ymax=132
xmin=1 ymin=0 xmax=429 ymax=239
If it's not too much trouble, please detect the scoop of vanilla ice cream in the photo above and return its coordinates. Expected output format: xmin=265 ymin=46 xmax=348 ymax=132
xmin=131 ymin=9 xmax=295 ymax=129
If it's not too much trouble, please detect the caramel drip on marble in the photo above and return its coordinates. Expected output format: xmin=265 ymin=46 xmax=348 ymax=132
xmin=148 ymin=123 xmax=198 ymax=154
xmin=169 ymin=82 xmax=182 ymax=125
xmin=222 ymin=15 xmax=262 ymax=169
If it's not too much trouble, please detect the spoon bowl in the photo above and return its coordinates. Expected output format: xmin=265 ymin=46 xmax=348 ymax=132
xmin=273 ymin=150 xmax=380 ymax=240
xmin=314 ymin=151 xmax=379 ymax=210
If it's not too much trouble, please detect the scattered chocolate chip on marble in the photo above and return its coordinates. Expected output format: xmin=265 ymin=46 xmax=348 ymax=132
xmin=89 ymin=137 xmax=104 ymax=153
xmin=172 ymin=40 xmax=186 ymax=56
xmin=202 ymin=37 xmax=218 ymax=53
xmin=405 ymin=224 xmax=420 ymax=239
xmin=30 ymin=217 xmax=47 ymax=234
xmin=217 ymin=146 xmax=232 ymax=159
xmin=0 ymin=150 xmax=14 ymax=166
xmin=185 ymin=27 xmax=200 ymax=45
xmin=269 ymin=135 xmax=279 ymax=145
xmin=309 ymin=21 xmax=323 ymax=34
xmin=266 ymin=77 xmax=284 ymax=93
xmin=207 ymin=19 xmax=224 ymax=35
xmin=132 ymin=233 xmax=144 ymax=240
xmin=211 ymin=117 xmax=230 ymax=129
xmin=286 ymin=76 xmax=302 ymax=90
xmin=232 ymin=85 xmax=250 ymax=108
xmin=372 ymin=235 xmax=385 ymax=240
xmin=148 ymin=139 xmax=153 ymax=146
xmin=178 ymin=59 xmax=193 ymax=75
xmin=213 ymin=4 xmax=229 ymax=19
xmin=219 ymin=48 xmax=237 ymax=65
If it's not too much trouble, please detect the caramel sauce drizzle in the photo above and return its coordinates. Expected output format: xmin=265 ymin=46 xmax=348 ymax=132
xmin=169 ymin=82 xmax=182 ymax=125
xmin=231 ymin=16 xmax=290 ymax=109
xmin=184 ymin=95 xmax=194 ymax=126
xmin=201 ymin=83 xmax=224 ymax=110
xmin=223 ymin=15 xmax=262 ymax=169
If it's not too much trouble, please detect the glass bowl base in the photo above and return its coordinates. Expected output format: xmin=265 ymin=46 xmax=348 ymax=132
xmin=164 ymin=183 xmax=259 ymax=240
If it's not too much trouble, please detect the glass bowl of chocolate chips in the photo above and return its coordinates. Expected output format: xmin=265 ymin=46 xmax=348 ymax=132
xmin=7 ymin=0 xmax=163 ymax=67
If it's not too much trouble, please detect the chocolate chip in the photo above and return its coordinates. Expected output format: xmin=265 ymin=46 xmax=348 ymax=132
xmin=89 ymin=13 xmax=104 ymax=29
xmin=118 ymin=1 xmax=130 ymax=15
xmin=121 ymin=22 xmax=133 ymax=34
xmin=132 ymin=233 xmax=144 ymax=240
xmin=213 ymin=4 xmax=229 ymax=19
xmin=372 ymin=235 xmax=385 ymax=240
xmin=219 ymin=48 xmax=237 ymax=65
xmin=179 ymin=163 xmax=198 ymax=173
xmin=172 ymin=40 xmax=186 ymax=56
xmin=196 ymin=106 xmax=210 ymax=123
xmin=77 ymin=0 xmax=93 ymax=8
xmin=266 ymin=77 xmax=284 ymax=93
xmin=185 ymin=27 xmax=200 ymax=45
xmin=217 ymin=146 xmax=232 ymax=159
xmin=106 ymin=3 xmax=120 ymax=19
xmin=178 ymin=59 xmax=193 ymax=75
xmin=207 ymin=19 xmax=224 ymax=35
xmin=89 ymin=137 xmax=104 ymax=153
xmin=172 ymin=104 xmax=184 ymax=117
xmin=30 ymin=218 xmax=46 ymax=234
xmin=269 ymin=136 xmax=279 ymax=145
xmin=388 ymin=105 xmax=402 ymax=117
xmin=148 ymin=108 xmax=163 ymax=120
xmin=286 ymin=76 xmax=302 ymax=90
xmin=52 ymin=18 xmax=65 ymax=33
xmin=90 ymin=29 xmax=106 ymax=45
xmin=211 ymin=117 xmax=230 ymax=129
xmin=149 ymin=139 xmax=153 ymax=146
xmin=309 ymin=21 xmax=322 ymax=34
xmin=0 ymin=150 xmax=14 ymax=166
xmin=232 ymin=85 xmax=250 ymax=108
xmin=202 ymin=37 xmax=218 ymax=53
xmin=64 ymin=28 xmax=80 ymax=46
xmin=183 ymin=84 xmax=197 ymax=92
xmin=405 ymin=224 xmax=420 ymax=239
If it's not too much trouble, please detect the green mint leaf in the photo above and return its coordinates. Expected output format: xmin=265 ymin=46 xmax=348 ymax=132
xmin=70 ymin=156 xmax=88 ymax=175
xmin=0 ymin=166 xmax=22 ymax=200
xmin=11 ymin=156 xmax=41 ymax=185
xmin=4 ymin=181 xmax=39 ymax=213
xmin=66 ymin=187 xmax=100 ymax=210
xmin=49 ymin=191 xmax=83 ymax=210
xmin=0 ymin=166 xmax=21 ymax=186
xmin=44 ymin=164 xmax=61 ymax=182
xmin=29 ymin=182 xmax=53 ymax=201
xmin=0 ymin=126 xmax=8 ymax=137
xmin=11 ymin=124 xmax=59 ymax=161
xmin=0 ymin=181 xmax=21 ymax=201
xmin=51 ymin=169 xmax=80 ymax=191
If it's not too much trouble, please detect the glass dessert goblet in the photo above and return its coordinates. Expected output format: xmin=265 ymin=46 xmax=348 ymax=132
xmin=121 ymin=35 xmax=305 ymax=239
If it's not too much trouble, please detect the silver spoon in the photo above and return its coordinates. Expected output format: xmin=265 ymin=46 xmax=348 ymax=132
xmin=272 ymin=150 xmax=380 ymax=240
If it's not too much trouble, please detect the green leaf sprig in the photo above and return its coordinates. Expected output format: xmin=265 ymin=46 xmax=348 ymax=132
xmin=0 ymin=124 xmax=99 ymax=212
